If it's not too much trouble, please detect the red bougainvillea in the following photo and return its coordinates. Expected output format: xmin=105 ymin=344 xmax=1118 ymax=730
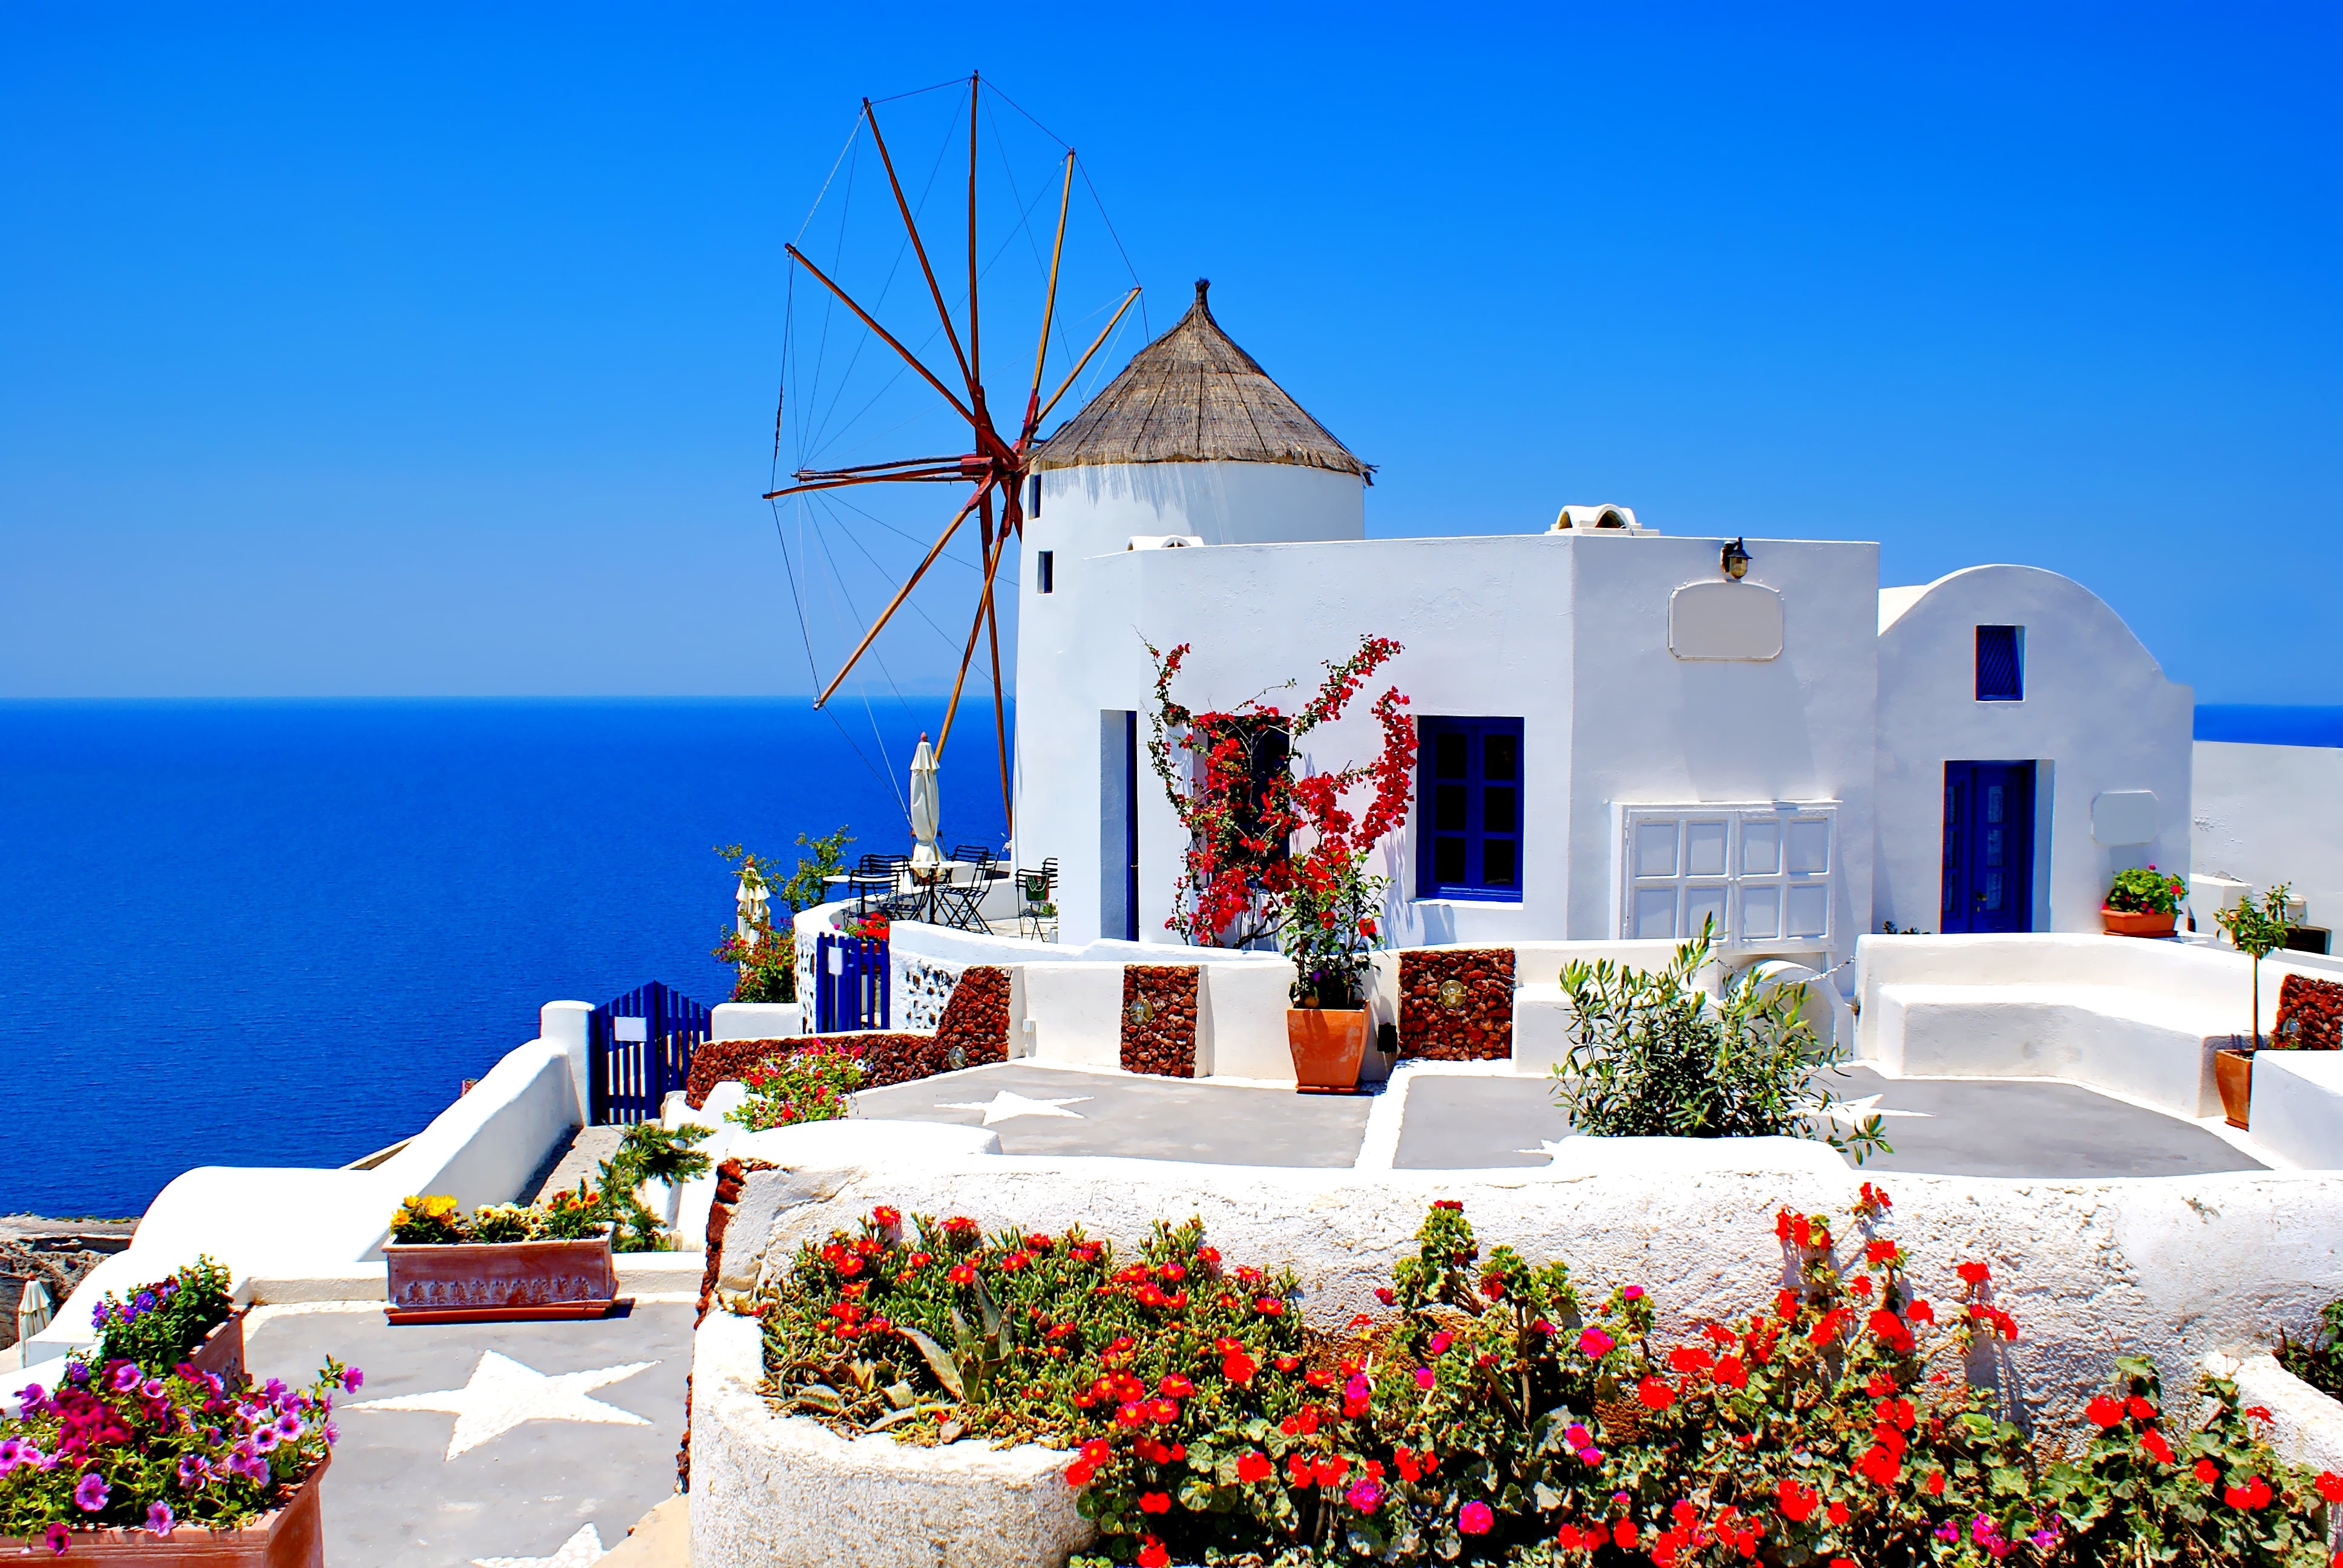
xmin=1143 ymin=635 xmax=1415 ymax=977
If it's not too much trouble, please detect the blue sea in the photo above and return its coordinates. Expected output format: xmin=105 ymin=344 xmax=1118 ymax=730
xmin=0 ymin=700 xmax=1006 ymax=1218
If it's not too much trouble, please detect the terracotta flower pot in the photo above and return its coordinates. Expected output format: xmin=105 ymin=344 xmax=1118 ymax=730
xmin=2215 ymin=1048 xmax=2255 ymax=1130
xmin=185 ymin=1308 xmax=247 ymax=1383
xmin=2101 ymin=906 xmax=2177 ymax=938
xmin=6 ymin=1455 xmax=327 ymax=1567
xmin=1286 ymin=1008 xmax=1368 ymax=1094
xmin=383 ymin=1233 xmax=623 ymax=1325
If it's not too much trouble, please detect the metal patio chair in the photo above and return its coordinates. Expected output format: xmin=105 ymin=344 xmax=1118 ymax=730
xmin=1017 ymin=857 xmax=1059 ymax=941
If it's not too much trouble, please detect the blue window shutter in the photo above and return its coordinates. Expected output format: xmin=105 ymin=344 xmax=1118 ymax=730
xmin=1415 ymin=716 xmax=1526 ymax=901
xmin=1975 ymin=626 xmax=2023 ymax=702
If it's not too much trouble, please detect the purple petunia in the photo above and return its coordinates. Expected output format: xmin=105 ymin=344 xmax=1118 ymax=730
xmin=43 ymin=1523 xmax=69 ymax=1558
xmin=342 ymin=1367 xmax=364 ymax=1393
xmin=73 ymin=1472 xmax=110 ymax=1512
xmin=91 ymin=1303 xmax=109 ymax=1328
xmin=146 ymin=1503 xmax=175 ymax=1537
xmin=261 ymin=1377 xmax=288 ymax=1402
xmin=1413 ymin=1366 xmax=1436 ymax=1390
xmin=275 ymin=1412 xmax=304 ymax=1440
xmin=134 ymin=1291 xmax=156 ymax=1313
xmin=142 ymin=1378 xmax=167 ymax=1400
xmin=177 ymin=1454 xmax=210 ymax=1487
xmin=252 ymin=1426 xmax=280 ymax=1454
xmin=18 ymin=1384 xmax=45 ymax=1417
xmin=110 ymin=1362 xmax=143 ymax=1393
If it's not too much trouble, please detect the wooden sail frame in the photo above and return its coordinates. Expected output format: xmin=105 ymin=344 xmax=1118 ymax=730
xmin=768 ymin=74 xmax=1141 ymax=838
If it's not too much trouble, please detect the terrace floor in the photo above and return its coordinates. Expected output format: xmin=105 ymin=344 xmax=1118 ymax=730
xmin=853 ymin=1060 xmax=2267 ymax=1179
xmin=248 ymin=1300 xmax=691 ymax=1568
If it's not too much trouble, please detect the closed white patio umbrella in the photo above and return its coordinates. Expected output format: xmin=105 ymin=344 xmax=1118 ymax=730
xmin=908 ymin=733 xmax=942 ymax=875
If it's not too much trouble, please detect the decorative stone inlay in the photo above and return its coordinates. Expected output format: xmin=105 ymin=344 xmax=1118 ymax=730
xmin=1119 ymin=965 xmax=1200 ymax=1078
xmin=899 ymin=955 xmax=968 ymax=1034
xmin=1399 ymin=949 xmax=1515 ymax=1060
xmin=2276 ymin=973 xmax=2343 ymax=1051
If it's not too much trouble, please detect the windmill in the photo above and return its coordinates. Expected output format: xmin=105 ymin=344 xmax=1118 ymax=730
xmin=764 ymin=74 xmax=1143 ymax=838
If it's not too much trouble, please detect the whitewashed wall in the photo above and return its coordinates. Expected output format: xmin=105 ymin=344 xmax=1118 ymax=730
xmin=2193 ymin=739 xmax=2343 ymax=942
xmin=1029 ymin=460 xmax=1363 ymax=561
xmin=1014 ymin=528 xmax=1879 ymax=969
xmin=1874 ymin=566 xmax=2193 ymax=935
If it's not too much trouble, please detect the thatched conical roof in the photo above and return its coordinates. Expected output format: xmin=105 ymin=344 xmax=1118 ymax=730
xmin=1029 ymin=280 xmax=1371 ymax=480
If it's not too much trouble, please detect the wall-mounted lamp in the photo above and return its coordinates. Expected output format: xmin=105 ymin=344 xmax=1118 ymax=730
xmin=1720 ymin=537 xmax=1752 ymax=581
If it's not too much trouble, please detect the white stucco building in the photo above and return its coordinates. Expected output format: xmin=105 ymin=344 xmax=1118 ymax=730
xmin=1012 ymin=281 xmax=2194 ymax=971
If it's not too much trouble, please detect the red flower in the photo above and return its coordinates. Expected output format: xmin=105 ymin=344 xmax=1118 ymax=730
xmin=1064 ymin=1460 xmax=1094 ymax=1487
xmin=1636 ymin=1376 xmax=1677 ymax=1411
xmin=1777 ymin=1479 xmax=1819 ymax=1523
xmin=1158 ymin=1374 xmax=1194 ymax=1399
xmin=2141 ymin=1429 xmax=2174 ymax=1465
xmin=1906 ymin=1298 xmax=1935 ymax=1324
xmin=2195 ymin=1459 xmax=2221 ymax=1485
xmin=2085 ymin=1396 xmax=2125 ymax=1428
xmin=1925 ymin=1471 xmax=1945 ymax=1495
xmin=2315 ymin=1471 xmax=2343 ymax=1503
xmin=1613 ymin=1520 xmax=1639 ymax=1549
xmin=1956 ymin=1261 xmax=1991 ymax=1286
xmin=871 ymin=1205 xmax=900 ymax=1229
xmin=1221 ymin=1352 xmax=1256 ymax=1385
xmin=946 ymin=1263 xmax=975 ymax=1285
xmin=1714 ymin=1355 xmax=1748 ymax=1389
xmin=1139 ymin=1492 xmax=1171 ymax=1514
xmin=1236 ymin=1451 xmax=1272 ymax=1483
xmin=1137 ymin=1538 xmax=1169 ymax=1568
xmin=1254 ymin=1297 xmax=1286 ymax=1316
xmin=2126 ymin=1396 xmax=2155 ymax=1421
xmin=1826 ymin=1501 xmax=1849 ymax=1526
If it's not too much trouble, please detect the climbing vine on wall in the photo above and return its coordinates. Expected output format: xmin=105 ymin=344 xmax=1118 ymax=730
xmin=1144 ymin=635 xmax=1415 ymax=955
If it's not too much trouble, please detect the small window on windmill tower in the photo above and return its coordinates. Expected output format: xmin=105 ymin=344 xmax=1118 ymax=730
xmin=1975 ymin=626 xmax=2023 ymax=702
xmin=1037 ymin=551 xmax=1055 ymax=595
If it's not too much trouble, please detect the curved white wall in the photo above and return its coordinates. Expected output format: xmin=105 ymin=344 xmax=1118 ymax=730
xmin=1875 ymin=566 xmax=2191 ymax=934
xmin=1027 ymin=461 xmax=1362 ymax=564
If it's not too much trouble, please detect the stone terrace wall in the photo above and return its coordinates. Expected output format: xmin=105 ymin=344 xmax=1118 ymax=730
xmin=685 ymin=967 xmax=1012 ymax=1109
xmin=1398 ymin=948 xmax=1513 ymax=1060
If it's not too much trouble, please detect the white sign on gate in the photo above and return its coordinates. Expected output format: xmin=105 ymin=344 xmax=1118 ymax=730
xmin=613 ymin=1016 xmax=649 ymax=1042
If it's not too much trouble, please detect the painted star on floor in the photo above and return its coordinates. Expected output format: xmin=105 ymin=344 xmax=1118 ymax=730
xmin=350 ymin=1350 xmax=657 ymax=1460
xmin=934 ymin=1088 xmax=1093 ymax=1126
xmin=1822 ymin=1094 xmax=1935 ymax=1126
xmin=473 ymin=1523 xmax=604 ymax=1568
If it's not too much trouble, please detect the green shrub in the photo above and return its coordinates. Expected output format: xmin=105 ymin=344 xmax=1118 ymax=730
xmin=1548 ymin=923 xmax=1889 ymax=1162
xmin=88 ymin=1257 xmax=234 ymax=1371
xmin=739 ymin=1194 xmax=2342 ymax=1567
xmin=2278 ymin=1298 xmax=2343 ymax=1400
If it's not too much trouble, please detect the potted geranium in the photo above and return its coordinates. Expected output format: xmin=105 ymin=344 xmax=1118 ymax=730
xmin=0 ymin=1351 xmax=358 ymax=1565
xmin=1281 ymin=851 xmax=1386 ymax=1093
xmin=382 ymin=1125 xmax=709 ymax=1322
xmin=2102 ymin=866 xmax=2186 ymax=938
xmin=86 ymin=1258 xmax=243 ymax=1383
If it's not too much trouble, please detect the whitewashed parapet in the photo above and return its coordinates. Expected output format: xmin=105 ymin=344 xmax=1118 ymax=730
xmin=689 ymin=1311 xmax=1093 ymax=1568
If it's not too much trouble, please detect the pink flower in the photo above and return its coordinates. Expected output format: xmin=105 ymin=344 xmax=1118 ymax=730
xmin=1414 ymin=1366 xmax=1436 ymax=1390
xmin=1458 ymin=1500 xmax=1494 ymax=1535
xmin=1347 ymin=1478 xmax=1384 ymax=1513
xmin=1427 ymin=1330 xmax=1454 ymax=1354
xmin=73 ymin=1472 xmax=108 ymax=1511
xmin=1578 ymin=1327 xmax=1615 ymax=1359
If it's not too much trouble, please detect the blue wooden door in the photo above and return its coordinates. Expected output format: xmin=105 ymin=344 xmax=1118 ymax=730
xmin=588 ymin=981 xmax=711 ymax=1124
xmin=1941 ymin=761 xmax=2036 ymax=933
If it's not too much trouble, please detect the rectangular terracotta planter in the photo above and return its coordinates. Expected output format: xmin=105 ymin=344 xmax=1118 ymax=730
xmin=2102 ymin=906 xmax=2177 ymax=938
xmin=184 ymin=1308 xmax=247 ymax=1383
xmin=2215 ymin=1048 xmax=2255 ymax=1129
xmin=1287 ymin=1008 xmax=1368 ymax=1094
xmin=5 ymin=1455 xmax=327 ymax=1567
xmin=383 ymin=1233 xmax=623 ymax=1325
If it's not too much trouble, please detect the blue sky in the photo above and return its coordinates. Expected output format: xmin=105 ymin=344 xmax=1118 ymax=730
xmin=3 ymin=4 xmax=2335 ymax=701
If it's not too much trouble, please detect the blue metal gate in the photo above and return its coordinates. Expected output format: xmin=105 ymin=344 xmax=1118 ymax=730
xmin=589 ymin=981 xmax=711 ymax=1124
xmin=813 ymin=933 xmax=890 ymax=1033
